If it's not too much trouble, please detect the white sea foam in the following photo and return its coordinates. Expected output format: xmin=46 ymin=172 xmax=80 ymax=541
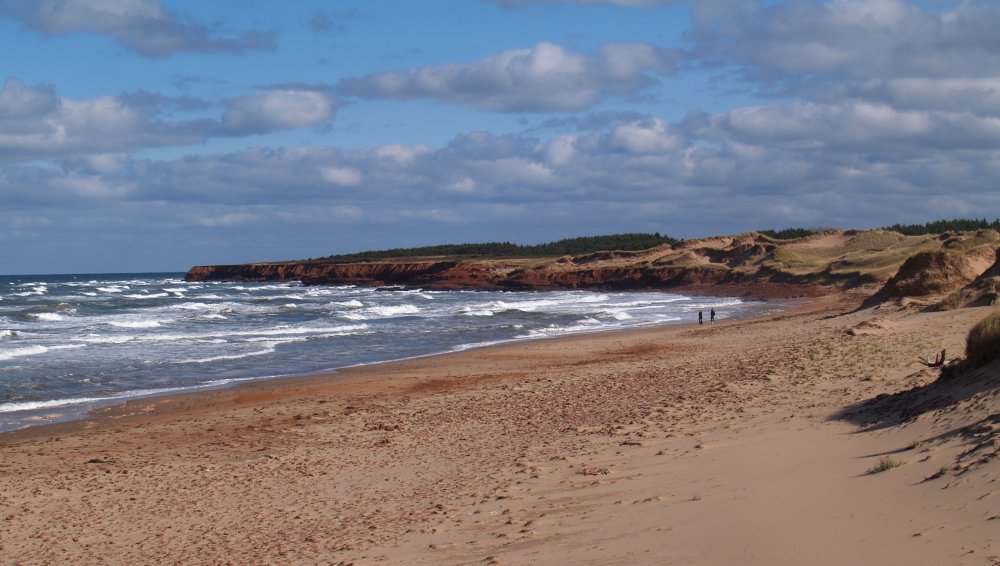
xmin=28 ymin=312 xmax=65 ymax=322
xmin=0 ymin=329 xmax=15 ymax=339
xmin=330 ymin=300 xmax=364 ymax=308
xmin=77 ymin=334 xmax=136 ymax=345
xmin=368 ymin=304 xmax=421 ymax=317
xmin=0 ymin=344 xmax=84 ymax=361
xmin=109 ymin=323 xmax=371 ymax=344
xmin=0 ymin=379 xmax=253 ymax=414
xmin=171 ymin=302 xmax=212 ymax=311
xmin=173 ymin=344 xmax=278 ymax=364
xmin=0 ymin=345 xmax=48 ymax=361
xmin=604 ymin=310 xmax=633 ymax=320
xmin=12 ymin=288 xmax=46 ymax=297
xmin=98 ymin=286 xmax=128 ymax=293
xmin=108 ymin=319 xmax=164 ymax=329
xmin=124 ymin=292 xmax=170 ymax=299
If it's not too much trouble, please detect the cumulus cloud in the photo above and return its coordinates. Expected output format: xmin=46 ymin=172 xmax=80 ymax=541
xmin=0 ymin=77 xmax=211 ymax=162
xmin=6 ymin=111 xmax=996 ymax=225
xmin=689 ymin=0 xmax=1000 ymax=83
xmin=0 ymin=78 xmax=338 ymax=162
xmin=690 ymin=101 xmax=1000 ymax=153
xmin=339 ymin=41 xmax=676 ymax=112
xmin=0 ymin=0 xmax=273 ymax=57
xmin=320 ymin=166 xmax=363 ymax=187
xmin=222 ymin=86 xmax=338 ymax=136
xmin=4 ymin=104 xmax=1000 ymax=272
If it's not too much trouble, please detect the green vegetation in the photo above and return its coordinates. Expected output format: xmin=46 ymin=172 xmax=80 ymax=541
xmin=309 ymin=220 xmax=1000 ymax=265
xmin=313 ymin=233 xmax=679 ymax=262
xmin=867 ymin=456 xmax=905 ymax=474
xmin=965 ymin=309 xmax=1000 ymax=368
xmin=764 ymin=230 xmax=939 ymax=280
xmin=883 ymin=218 xmax=1000 ymax=236
xmin=758 ymin=227 xmax=819 ymax=240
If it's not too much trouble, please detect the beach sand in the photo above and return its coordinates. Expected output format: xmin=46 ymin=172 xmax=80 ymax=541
xmin=2 ymin=293 xmax=998 ymax=565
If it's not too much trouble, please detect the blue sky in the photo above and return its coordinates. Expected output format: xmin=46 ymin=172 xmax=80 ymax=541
xmin=2 ymin=0 xmax=999 ymax=274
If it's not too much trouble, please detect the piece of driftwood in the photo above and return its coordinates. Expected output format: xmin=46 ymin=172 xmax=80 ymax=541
xmin=918 ymin=349 xmax=947 ymax=368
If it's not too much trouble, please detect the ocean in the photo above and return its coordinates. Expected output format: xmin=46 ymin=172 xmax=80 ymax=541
xmin=0 ymin=273 xmax=780 ymax=431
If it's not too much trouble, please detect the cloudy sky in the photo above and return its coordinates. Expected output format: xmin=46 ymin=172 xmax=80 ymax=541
xmin=2 ymin=0 xmax=999 ymax=274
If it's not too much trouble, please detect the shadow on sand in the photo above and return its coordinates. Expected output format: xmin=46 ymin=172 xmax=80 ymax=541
xmin=831 ymin=360 xmax=1000 ymax=434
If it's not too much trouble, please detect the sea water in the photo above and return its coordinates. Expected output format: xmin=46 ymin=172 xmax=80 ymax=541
xmin=0 ymin=273 xmax=780 ymax=431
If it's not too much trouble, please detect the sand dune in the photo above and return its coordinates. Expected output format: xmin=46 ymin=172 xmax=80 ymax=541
xmin=1 ymin=293 xmax=998 ymax=565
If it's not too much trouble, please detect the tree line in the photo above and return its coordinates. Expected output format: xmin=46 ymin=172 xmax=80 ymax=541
xmin=312 ymin=233 xmax=679 ymax=262
xmin=761 ymin=219 xmax=1000 ymax=240
xmin=881 ymin=218 xmax=1000 ymax=236
xmin=310 ymin=219 xmax=1000 ymax=262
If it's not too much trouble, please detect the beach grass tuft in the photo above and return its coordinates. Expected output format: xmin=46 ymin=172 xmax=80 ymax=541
xmin=966 ymin=310 xmax=1000 ymax=368
xmin=867 ymin=456 xmax=905 ymax=475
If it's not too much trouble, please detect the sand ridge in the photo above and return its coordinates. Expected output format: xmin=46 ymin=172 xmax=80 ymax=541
xmin=1 ymin=294 xmax=998 ymax=565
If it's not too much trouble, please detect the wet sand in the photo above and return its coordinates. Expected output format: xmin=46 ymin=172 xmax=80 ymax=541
xmin=2 ymin=293 xmax=998 ymax=565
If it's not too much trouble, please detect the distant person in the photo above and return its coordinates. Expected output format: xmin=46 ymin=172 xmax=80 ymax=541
xmin=698 ymin=310 xmax=703 ymax=325
xmin=710 ymin=308 xmax=716 ymax=323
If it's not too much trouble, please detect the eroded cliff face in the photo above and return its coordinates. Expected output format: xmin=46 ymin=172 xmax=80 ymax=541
xmin=186 ymin=258 xmax=814 ymax=298
xmin=185 ymin=230 xmax=1000 ymax=301
xmin=186 ymin=261 xmax=472 ymax=288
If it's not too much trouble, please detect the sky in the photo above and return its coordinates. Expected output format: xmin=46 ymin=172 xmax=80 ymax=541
xmin=2 ymin=0 xmax=999 ymax=274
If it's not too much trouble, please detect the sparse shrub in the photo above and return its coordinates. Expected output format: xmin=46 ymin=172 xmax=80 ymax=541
xmin=867 ymin=456 xmax=904 ymax=474
xmin=965 ymin=310 xmax=1000 ymax=368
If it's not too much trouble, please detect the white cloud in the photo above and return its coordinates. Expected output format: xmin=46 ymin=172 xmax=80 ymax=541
xmin=374 ymin=143 xmax=431 ymax=164
xmin=696 ymin=100 xmax=1000 ymax=152
xmin=51 ymin=171 xmax=133 ymax=198
xmin=0 ymin=0 xmax=273 ymax=58
xmin=689 ymin=0 xmax=1000 ymax=81
xmin=340 ymin=41 xmax=676 ymax=112
xmin=197 ymin=212 xmax=258 ymax=227
xmin=0 ymin=78 xmax=340 ymax=162
xmin=608 ymin=118 xmax=683 ymax=154
xmin=223 ymin=88 xmax=337 ymax=135
xmin=542 ymin=135 xmax=577 ymax=166
xmin=320 ymin=166 xmax=362 ymax=187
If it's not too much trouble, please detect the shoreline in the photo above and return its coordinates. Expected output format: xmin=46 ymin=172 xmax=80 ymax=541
xmin=0 ymin=290 xmax=791 ymax=436
xmin=3 ymin=291 xmax=996 ymax=564
xmin=0 ymin=295 xmax=799 ymax=442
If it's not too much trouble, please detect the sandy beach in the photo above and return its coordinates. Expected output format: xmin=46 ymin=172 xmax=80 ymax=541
xmin=2 ymin=292 xmax=998 ymax=565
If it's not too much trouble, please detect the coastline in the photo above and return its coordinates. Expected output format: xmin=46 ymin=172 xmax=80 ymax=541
xmin=0 ymin=294 xmax=794 ymax=441
xmin=2 ymin=291 xmax=997 ymax=564
xmin=0 ymin=287 xmax=787 ymax=435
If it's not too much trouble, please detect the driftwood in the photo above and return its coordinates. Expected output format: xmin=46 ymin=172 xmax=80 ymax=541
xmin=918 ymin=349 xmax=947 ymax=368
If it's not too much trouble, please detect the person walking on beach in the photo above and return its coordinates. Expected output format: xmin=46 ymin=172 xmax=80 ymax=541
xmin=710 ymin=308 xmax=715 ymax=323
xmin=698 ymin=310 xmax=703 ymax=325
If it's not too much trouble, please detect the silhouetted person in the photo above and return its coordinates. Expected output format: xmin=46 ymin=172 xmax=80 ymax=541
xmin=710 ymin=308 xmax=716 ymax=323
xmin=698 ymin=310 xmax=703 ymax=325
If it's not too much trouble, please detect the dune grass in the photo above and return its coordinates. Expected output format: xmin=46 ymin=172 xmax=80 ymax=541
xmin=867 ymin=456 xmax=905 ymax=475
xmin=765 ymin=232 xmax=939 ymax=278
xmin=966 ymin=309 xmax=1000 ymax=368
